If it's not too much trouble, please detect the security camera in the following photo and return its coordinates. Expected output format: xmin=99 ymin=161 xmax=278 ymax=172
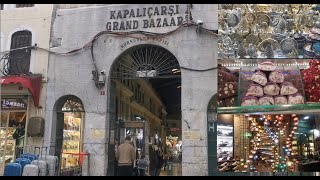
xmin=197 ymin=20 xmax=203 ymax=25
xmin=100 ymin=70 xmax=106 ymax=75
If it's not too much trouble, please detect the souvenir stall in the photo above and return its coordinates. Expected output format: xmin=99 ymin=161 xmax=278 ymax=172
xmin=0 ymin=98 xmax=28 ymax=175
xmin=215 ymin=4 xmax=320 ymax=176
xmin=216 ymin=59 xmax=320 ymax=174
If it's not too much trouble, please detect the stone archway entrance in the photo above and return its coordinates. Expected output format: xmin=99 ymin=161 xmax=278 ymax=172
xmin=108 ymin=44 xmax=182 ymax=176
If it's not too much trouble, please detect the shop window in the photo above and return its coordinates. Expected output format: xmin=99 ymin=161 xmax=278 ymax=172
xmin=9 ymin=30 xmax=32 ymax=75
xmin=0 ymin=98 xmax=28 ymax=166
xmin=55 ymin=95 xmax=84 ymax=172
xmin=16 ymin=4 xmax=34 ymax=8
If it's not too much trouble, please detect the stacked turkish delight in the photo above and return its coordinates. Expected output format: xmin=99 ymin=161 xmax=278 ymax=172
xmin=217 ymin=64 xmax=238 ymax=107
xmin=241 ymin=61 xmax=304 ymax=106
xmin=301 ymin=59 xmax=320 ymax=102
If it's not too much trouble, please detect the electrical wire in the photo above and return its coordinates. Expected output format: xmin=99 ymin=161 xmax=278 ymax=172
xmin=1 ymin=4 xmax=218 ymax=73
xmin=180 ymin=66 xmax=217 ymax=71
xmin=0 ymin=15 xmax=53 ymax=21
xmin=0 ymin=24 xmax=218 ymax=72
xmin=0 ymin=21 xmax=217 ymax=55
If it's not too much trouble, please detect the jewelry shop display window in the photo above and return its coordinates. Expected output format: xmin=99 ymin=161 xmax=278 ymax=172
xmin=59 ymin=98 xmax=85 ymax=171
xmin=0 ymin=98 xmax=27 ymax=174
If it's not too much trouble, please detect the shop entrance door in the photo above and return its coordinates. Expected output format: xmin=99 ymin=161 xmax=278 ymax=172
xmin=108 ymin=44 xmax=182 ymax=176
xmin=55 ymin=95 xmax=85 ymax=173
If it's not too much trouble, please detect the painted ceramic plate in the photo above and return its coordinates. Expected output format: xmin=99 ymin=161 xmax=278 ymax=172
xmin=280 ymin=38 xmax=298 ymax=54
xmin=258 ymin=38 xmax=279 ymax=52
xmin=246 ymin=34 xmax=260 ymax=46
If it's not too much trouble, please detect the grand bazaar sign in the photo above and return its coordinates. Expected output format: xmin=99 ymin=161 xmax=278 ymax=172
xmin=106 ymin=5 xmax=184 ymax=31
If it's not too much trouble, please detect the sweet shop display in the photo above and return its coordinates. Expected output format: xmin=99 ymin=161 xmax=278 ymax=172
xmin=217 ymin=65 xmax=239 ymax=107
xmin=258 ymin=95 xmax=274 ymax=105
xmin=302 ymin=59 xmax=320 ymax=102
xmin=239 ymin=59 xmax=305 ymax=107
xmin=269 ymin=71 xmax=285 ymax=83
xmin=245 ymin=84 xmax=264 ymax=97
xmin=274 ymin=95 xmax=288 ymax=105
xmin=241 ymin=96 xmax=258 ymax=106
xmin=263 ymin=82 xmax=280 ymax=96
xmin=251 ymin=71 xmax=268 ymax=86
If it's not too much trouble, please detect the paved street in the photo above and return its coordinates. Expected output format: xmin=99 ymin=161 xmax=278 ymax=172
xmin=160 ymin=162 xmax=182 ymax=176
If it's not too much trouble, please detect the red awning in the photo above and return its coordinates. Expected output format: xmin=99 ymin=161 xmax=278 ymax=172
xmin=1 ymin=75 xmax=42 ymax=107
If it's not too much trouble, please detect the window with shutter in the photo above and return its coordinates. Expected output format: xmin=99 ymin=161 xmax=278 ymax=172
xmin=9 ymin=31 xmax=32 ymax=75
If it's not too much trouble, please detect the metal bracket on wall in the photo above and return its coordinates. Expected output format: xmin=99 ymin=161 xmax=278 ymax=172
xmin=92 ymin=70 xmax=105 ymax=89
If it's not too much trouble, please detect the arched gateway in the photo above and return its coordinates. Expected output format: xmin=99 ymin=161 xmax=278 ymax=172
xmin=107 ymin=44 xmax=182 ymax=175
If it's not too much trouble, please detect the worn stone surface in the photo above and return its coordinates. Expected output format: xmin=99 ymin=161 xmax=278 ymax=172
xmin=46 ymin=4 xmax=217 ymax=176
xmin=182 ymin=162 xmax=209 ymax=176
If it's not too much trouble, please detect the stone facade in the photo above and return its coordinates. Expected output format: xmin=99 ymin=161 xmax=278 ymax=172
xmin=45 ymin=4 xmax=217 ymax=176
xmin=0 ymin=4 xmax=53 ymax=170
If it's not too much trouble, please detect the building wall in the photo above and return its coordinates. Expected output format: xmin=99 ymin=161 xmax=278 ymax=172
xmin=0 ymin=4 xmax=53 ymax=146
xmin=45 ymin=4 xmax=217 ymax=176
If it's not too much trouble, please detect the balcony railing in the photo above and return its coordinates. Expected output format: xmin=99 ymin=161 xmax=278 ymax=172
xmin=0 ymin=47 xmax=33 ymax=76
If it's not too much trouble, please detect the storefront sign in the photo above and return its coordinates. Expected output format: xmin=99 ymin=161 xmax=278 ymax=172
xmin=183 ymin=129 xmax=201 ymax=140
xmin=1 ymin=99 xmax=27 ymax=110
xmin=120 ymin=37 xmax=169 ymax=50
xmin=106 ymin=5 xmax=184 ymax=31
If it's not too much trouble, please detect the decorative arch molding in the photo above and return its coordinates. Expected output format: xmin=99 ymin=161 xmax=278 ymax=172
xmin=55 ymin=94 xmax=85 ymax=112
xmin=109 ymin=44 xmax=181 ymax=79
xmin=94 ymin=34 xmax=191 ymax=80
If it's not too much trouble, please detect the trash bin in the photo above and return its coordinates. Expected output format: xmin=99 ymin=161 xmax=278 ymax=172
xmin=167 ymin=162 xmax=173 ymax=176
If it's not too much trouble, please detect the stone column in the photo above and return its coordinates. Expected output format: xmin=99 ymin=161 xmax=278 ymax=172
xmin=82 ymin=112 xmax=108 ymax=176
xmin=181 ymin=69 xmax=216 ymax=176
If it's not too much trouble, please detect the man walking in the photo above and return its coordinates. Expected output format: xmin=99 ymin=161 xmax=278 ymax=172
xmin=116 ymin=136 xmax=136 ymax=176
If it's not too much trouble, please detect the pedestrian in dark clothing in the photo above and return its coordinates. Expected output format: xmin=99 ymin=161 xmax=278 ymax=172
xmin=155 ymin=150 xmax=163 ymax=176
xmin=148 ymin=145 xmax=157 ymax=176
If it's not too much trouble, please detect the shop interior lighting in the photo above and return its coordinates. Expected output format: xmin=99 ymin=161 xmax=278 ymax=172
xmin=304 ymin=116 xmax=309 ymax=120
